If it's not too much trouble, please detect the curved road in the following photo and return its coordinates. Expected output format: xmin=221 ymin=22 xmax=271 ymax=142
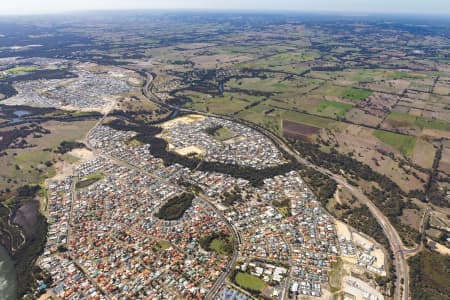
xmin=140 ymin=71 xmax=411 ymax=300
xmin=210 ymin=114 xmax=409 ymax=300
xmin=402 ymin=207 xmax=430 ymax=256
xmin=252 ymin=124 xmax=409 ymax=300
xmin=84 ymin=111 xmax=240 ymax=300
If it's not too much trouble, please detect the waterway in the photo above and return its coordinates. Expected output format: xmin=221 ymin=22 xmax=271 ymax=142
xmin=0 ymin=245 xmax=17 ymax=300
xmin=11 ymin=110 xmax=30 ymax=123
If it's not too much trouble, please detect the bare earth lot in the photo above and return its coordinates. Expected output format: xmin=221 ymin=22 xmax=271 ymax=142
xmin=282 ymin=119 xmax=320 ymax=142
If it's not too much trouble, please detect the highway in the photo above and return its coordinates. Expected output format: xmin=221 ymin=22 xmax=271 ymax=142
xmin=237 ymin=121 xmax=409 ymax=300
xmin=141 ymin=71 xmax=410 ymax=300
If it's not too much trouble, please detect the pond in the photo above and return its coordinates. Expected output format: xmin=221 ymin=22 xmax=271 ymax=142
xmin=13 ymin=110 xmax=30 ymax=118
xmin=11 ymin=110 xmax=30 ymax=123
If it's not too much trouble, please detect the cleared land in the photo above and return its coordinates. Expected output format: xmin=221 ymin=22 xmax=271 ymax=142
xmin=0 ymin=120 xmax=96 ymax=195
xmin=282 ymin=119 xmax=320 ymax=141
xmin=411 ymin=138 xmax=436 ymax=169
xmin=318 ymin=125 xmax=428 ymax=192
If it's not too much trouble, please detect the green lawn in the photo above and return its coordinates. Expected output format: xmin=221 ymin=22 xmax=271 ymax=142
xmin=126 ymin=138 xmax=143 ymax=147
xmin=235 ymin=272 xmax=266 ymax=292
xmin=4 ymin=66 xmax=38 ymax=75
xmin=276 ymin=206 xmax=291 ymax=217
xmin=342 ymin=88 xmax=372 ymax=100
xmin=210 ymin=237 xmax=233 ymax=256
xmin=152 ymin=240 xmax=172 ymax=252
xmin=373 ymin=130 xmax=417 ymax=157
xmin=158 ymin=240 xmax=172 ymax=250
xmin=273 ymin=199 xmax=291 ymax=217
xmin=315 ymin=100 xmax=354 ymax=118
xmin=211 ymin=127 xmax=237 ymax=141
xmin=75 ymin=173 xmax=105 ymax=189
xmin=200 ymin=232 xmax=233 ymax=256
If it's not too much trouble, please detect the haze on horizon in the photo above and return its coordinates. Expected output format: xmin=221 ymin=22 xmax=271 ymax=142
xmin=1 ymin=0 xmax=449 ymax=16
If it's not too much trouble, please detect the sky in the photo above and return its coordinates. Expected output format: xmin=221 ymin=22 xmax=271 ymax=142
xmin=1 ymin=0 xmax=449 ymax=16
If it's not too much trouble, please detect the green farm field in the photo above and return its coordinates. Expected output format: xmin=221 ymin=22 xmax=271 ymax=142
xmin=315 ymin=100 xmax=354 ymax=117
xmin=183 ymin=92 xmax=254 ymax=115
xmin=385 ymin=111 xmax=450 ymax=131
xmin=373 ymin=130 xmax=417 ymax=157
xmin=309 ymin=84 xmax=372 ymax=101
xmin=237 ymin=102 xmax=338 ymax=134
xmin=342 ymin=88 xmax=372 ymax=100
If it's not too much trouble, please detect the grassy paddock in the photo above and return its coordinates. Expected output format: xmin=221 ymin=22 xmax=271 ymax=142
xmin=386 ymin=111 xmax=450 ymax=131
xmin=226 ymin=77 xmax=292 ymax=93
xmin=342 ymin=88 xmax=372 ymax=100
xmin=373 ymin=130 xmax=417 ymax=157
xmin=316 ymin=100 xmax=354 ymax=117
xmin=183 ymin=91 xmax=251 ymax=115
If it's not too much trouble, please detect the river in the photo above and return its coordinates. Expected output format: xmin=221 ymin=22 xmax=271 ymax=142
xmin=0 ymin=245 xmax=17 ymax=300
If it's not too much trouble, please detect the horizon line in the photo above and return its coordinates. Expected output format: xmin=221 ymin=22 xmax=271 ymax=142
xmin=0 ymin=8 xmax=449 ymax=18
